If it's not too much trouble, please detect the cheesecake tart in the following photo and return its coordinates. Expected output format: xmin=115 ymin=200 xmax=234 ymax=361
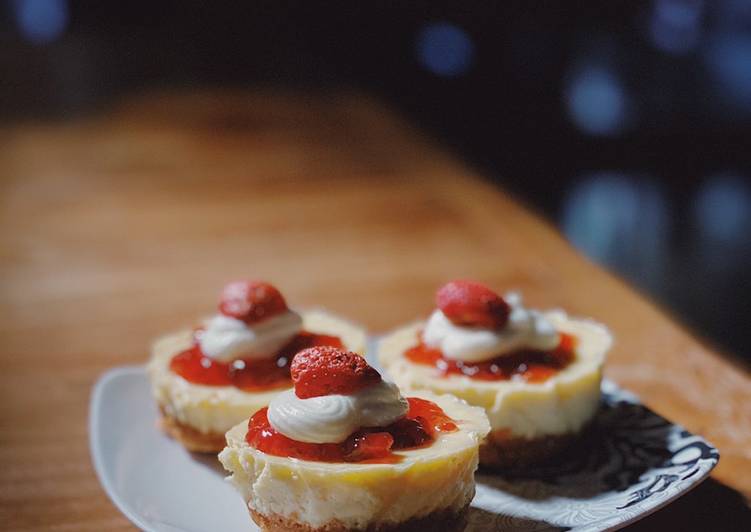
xmin=148 ymin=281 xmax=366 ymax=452
xmin=378 ymin=280 xmax=612 ymax=468
xmin=219 ymin=346 xmax=490 ymax=531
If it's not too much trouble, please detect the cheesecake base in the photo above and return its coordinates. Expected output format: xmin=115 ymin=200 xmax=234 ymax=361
xmin=479 ymin=426 xmax=585 ymax=469
xmin=158 ymin=407 xmax=226 ymax=453
xmin=249 ymin=504 xmax=469 ymax=532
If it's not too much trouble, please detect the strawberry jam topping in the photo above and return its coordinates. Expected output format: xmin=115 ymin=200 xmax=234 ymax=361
xmin=169 ymin=331 xmax=343 ymax=391
xmin=405 ymin=332 xmax=577 ymax=383
xmin=245 ymin=397 xmax=457 ymax=463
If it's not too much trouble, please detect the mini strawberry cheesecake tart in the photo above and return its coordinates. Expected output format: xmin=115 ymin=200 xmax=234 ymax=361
xmin=219 ymin=346 xmax=489 ymax=532
xmin=378 ymin=280 xmax=612 ymax=468
xmin=148 ymin=280 xmax=366 ymax=452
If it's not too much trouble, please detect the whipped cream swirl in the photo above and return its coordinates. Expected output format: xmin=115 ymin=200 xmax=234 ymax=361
xmin=198 ymin=310 xmax=303 ymax=362
xmin=267 ymin=380 xmax=409 ymax=444
xmin=423 ymin=292 xmax=560 ymax=363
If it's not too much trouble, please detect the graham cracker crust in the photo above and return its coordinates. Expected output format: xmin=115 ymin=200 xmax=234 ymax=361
xmin=479 ymin=427 xmax=583 ymax=469
xmin=158 ymin=406 xmax=226 ymax=453
xmin=249 ymin=504 xmax=469 ymax=532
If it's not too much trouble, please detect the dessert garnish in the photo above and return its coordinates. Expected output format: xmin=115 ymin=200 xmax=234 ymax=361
xmin=246 ymin=347 xmax=457 ymax=462
xmin=169 ymin=280 xmax=343 ymax=391
xmin=437 ymin=280 xmax=511 ymax=328
xmin=407 ymin=281 xmax=576 ymax=382
xmin=218 ymin=280 xmax=289 ymax=324
xmin=291 ymin=345 xmax=381 ymax=398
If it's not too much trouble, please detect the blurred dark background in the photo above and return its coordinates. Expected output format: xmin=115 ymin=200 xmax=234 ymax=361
xmin=1 ymin=1 xmax=749 ymax=361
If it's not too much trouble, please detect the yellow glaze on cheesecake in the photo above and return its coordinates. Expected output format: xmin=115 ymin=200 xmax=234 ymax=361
xmin=148 ymin=310 xmax=366 ymax=439
xmin=377 ymin=311 xmax=611 ymax=441
xmin=218 ymin=390 xmax=490 ymax=531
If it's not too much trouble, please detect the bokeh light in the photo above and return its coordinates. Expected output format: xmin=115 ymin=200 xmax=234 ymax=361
xmin=415 ymin=22 xmax=475 ymax=77
xmin=11 ymin=0 xmax=69 ymax=45
xmin=703 ymin=32 xmax=751 ymax=112
xmin=694 ymin=173 xmax=751 ymax=244
xmin=562 ymin=172 xmax=669 ymax=290
xmin=564 ymin=65 xmax=632 ymax=136
xmin=647 ymin=0 xmax=703 ymax=54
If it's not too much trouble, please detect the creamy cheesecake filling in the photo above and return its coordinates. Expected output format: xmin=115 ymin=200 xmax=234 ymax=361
xmin=148 ymin=310 xmax=367 ymax=435
xmin=219 ymin=390 xmax=490 ymax=530
xmin=379 ymin=311 xmax=611 ymax=440
xmin=267 ymin=380 xmax=408 ymax=444
xmin=423 ymin=292 xmax=560 ymax=363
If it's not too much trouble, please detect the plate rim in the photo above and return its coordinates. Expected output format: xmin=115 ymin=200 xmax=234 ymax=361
xmin=89 ymin=365 xmax=157 ymax=531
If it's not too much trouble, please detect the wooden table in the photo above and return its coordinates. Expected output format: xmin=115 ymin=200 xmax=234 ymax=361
xmin=1 ymin=90 xmax=749 ymax=530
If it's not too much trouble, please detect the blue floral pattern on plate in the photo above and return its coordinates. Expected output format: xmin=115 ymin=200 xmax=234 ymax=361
xmin=467 ymin=380 xmax=719 ymax=531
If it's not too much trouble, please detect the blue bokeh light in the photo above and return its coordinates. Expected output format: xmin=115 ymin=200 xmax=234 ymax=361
xmin=648 ymin=0 xmax=703 ymax=54
xmin=565 ymin=66 xmax=630 ymax=136
xmin=416 ymin=22 xmax=475 ymax=77
xmin=704 ymin=32 xmax=751 ymax=112
xmin=12 ymin=0 xmax=69 ymax=45
xmin=694 ymin=173 xmax=751 ymax=244
xmin=561 ymin=173 xmax=669 ymax=290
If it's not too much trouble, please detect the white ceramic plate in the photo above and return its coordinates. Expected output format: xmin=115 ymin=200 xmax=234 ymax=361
xmin=90 ymin=367 xmax=718 ymax=532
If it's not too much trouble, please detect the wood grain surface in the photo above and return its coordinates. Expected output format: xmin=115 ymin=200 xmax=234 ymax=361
xmin=1 ymin=90 xmax=749 ymax=530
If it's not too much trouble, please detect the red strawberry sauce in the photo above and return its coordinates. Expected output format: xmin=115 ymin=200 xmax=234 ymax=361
xmin=405 ymin=332 xmax=577 ymax=383
xmin=246 ymin=397 xmax=457 ymax=463
xmin=169 ymin=331 xmax=343 ymax=391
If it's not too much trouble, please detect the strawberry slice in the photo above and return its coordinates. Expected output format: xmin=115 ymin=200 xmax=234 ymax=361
xmin=218 ymin=280 xmax=288 ymax=324
xmin=436 ymin=280 xmax=510 ymax=329
xmin=290 ymin=346 xmax=381 ymax=399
